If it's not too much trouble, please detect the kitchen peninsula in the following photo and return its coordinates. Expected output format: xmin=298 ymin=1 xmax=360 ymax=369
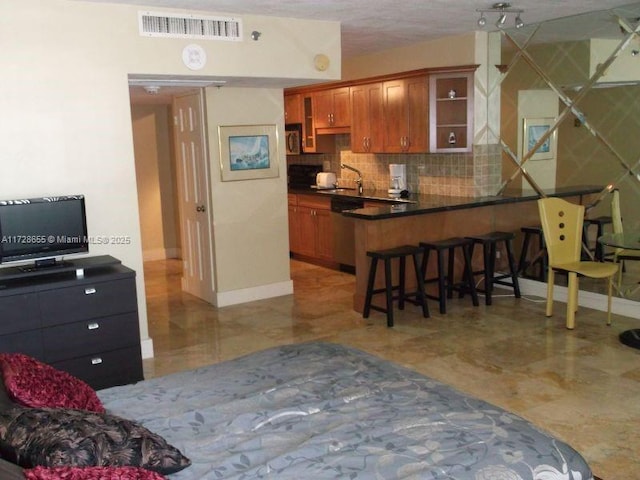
xmin=336 ymin=185 xmax=603 ymax=313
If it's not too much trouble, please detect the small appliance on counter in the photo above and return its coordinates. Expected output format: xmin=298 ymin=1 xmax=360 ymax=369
xmin=315 ymin=172 xmax=337 ymax=189
xmin=388 ymin=164 xmax=407 ymax=198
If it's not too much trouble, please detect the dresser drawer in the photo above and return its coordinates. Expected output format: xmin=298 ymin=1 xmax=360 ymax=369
xmin=39 ymin=278 xmax=137 ymax=326
xmin=42 ymin=312 xmax=140 ymax=362
xmin=51 ymin=345 xmax=144 ymax=390
xmin=0 ymin=293 xmax=41 ymax=335
xmin=0 ymin=330 xmax=44 ymax=359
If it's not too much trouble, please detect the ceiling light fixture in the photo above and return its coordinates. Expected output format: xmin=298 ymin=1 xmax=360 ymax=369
xmin=143 ymin=86 xmax=160 ymax=95
xmin=476 ymin=2 xmax=524 ymax=30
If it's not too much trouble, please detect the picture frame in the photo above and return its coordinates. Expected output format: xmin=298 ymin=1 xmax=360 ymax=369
xmin=522 ymin=117 xmax=557 ymax=161
xmin=219 ymin=124 xmax=279 ymax=181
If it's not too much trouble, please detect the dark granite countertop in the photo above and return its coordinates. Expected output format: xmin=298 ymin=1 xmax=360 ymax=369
xmin=289 ymin=185 xmax=604 ymax=220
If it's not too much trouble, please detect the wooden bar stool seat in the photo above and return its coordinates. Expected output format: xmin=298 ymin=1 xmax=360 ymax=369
xmin=465 ymin=231 xmax=521 ymax=305
xmin=363 ymin=245 xmax=429 ymax=327
xmin=419 ymin=237 xmax=479 ymax=314
xmin=517 ymin=225 xmax=548 ymax=281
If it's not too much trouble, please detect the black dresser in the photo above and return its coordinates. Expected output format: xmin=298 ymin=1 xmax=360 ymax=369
xmin=0 ymin=256 xmax=143 ymax=390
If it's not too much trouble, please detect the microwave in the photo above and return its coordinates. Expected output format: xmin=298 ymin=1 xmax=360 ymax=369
xmin=285 ymin=123 xmax=302 ymax=155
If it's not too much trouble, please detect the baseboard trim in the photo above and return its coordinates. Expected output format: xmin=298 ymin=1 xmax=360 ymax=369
xmin=518 ymin=277 xmax=640 ymax=320
xmin=215 ymin=280 xmax=294 ymax=307
xmin=140 ymin=337 xmax=154 ymax=359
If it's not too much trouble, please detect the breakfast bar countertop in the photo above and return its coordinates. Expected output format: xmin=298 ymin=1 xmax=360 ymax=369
xmin=336 ymin=185 xmax=604 ymax=220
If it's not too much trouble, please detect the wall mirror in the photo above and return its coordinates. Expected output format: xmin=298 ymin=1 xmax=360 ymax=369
xmin=485 ymin=3 xmax=640 ymax=301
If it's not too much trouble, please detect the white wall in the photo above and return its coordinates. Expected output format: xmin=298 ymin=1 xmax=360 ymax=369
xmin=517 ymin=90 xmax=560 ymax=190
xmin=0 ymin=0 xmax=341 ymax=358
xmin=205 ymin=88 xmax=293 ymax=306
xmin=342 ymin=32 xmax=477 ymax=80
xmin=131 ymin=104 xmax=180 ymax=261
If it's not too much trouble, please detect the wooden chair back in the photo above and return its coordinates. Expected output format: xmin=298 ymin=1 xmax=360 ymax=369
xmin=538 ymin=197 xmax=584 ymax=266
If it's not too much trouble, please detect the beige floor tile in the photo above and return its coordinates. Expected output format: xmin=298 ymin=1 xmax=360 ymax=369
xmin=143 ymin=258 xmax=640 ymax=480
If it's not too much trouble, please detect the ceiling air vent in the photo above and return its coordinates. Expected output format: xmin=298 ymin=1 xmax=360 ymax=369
xmin=138 ymin=11 xmax=242 ymax=41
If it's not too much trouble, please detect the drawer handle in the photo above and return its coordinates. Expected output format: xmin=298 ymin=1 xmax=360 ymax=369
xmin=84 ymin=287 xmax=97 ymax=295
xmin=91 ymin=357 xmax=103 ymax=365
xmin=87 ymin=322 xmax=100 ymax=330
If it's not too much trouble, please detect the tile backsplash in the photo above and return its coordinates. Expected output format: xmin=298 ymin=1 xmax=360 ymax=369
xmin=287 ymin=134 xmax=501 ymax=197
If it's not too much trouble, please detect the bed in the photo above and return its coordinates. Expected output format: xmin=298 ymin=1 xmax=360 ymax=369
xmin=0 ymin=342 xmax=595 ymax=479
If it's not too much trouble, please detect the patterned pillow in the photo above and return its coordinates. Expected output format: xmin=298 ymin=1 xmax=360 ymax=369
xmin=0 ymin=353 xmax=104 ymax=413
xmin=0 ymin=407 xmax=191 ymax=475
xmin=24 ymin=466 xmax=168 ymax=480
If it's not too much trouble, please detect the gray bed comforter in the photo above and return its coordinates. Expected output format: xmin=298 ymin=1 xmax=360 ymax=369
xmin=98 ymin=342 xmax=593 ymax=480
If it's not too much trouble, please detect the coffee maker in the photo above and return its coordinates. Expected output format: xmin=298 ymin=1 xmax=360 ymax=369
xmin=388 ymin=164 xmax=407 ymax=197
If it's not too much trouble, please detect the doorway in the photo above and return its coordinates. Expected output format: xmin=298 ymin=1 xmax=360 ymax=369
xmin=129 ymin=85 xmax=214 ymax=305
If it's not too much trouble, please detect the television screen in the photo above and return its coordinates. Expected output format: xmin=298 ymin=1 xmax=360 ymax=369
xmin=0 ymin=195 xmax=88 ymax=266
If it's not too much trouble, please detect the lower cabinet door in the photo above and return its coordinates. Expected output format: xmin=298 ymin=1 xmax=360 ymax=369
xmin=51 ymin=345 xmax=144 ymax=390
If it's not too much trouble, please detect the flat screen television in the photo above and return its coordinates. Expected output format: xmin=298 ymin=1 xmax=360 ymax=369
xmin=0 ymin=195 xmax=88 ymax=270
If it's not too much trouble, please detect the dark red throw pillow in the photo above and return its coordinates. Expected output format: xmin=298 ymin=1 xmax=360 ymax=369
xmin=24 ymin=466 xmax=168 ymax=480
xmin=0 ymin=353 xmax=104 ymax=413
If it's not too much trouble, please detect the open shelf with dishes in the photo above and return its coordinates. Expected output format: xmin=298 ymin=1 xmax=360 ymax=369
xmin=429 ymin=71 xmax=474 ymax=153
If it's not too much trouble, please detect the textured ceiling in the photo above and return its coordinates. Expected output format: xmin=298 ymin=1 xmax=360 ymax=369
xmin=81 ymin=0 xmax=638 ymax=57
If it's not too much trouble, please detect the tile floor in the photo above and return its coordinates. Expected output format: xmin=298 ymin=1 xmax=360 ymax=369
xmin=142 ymin=259 xmax=640 ymax=480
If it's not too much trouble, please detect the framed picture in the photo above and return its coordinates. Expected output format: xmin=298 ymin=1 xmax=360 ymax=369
xmin=219 ymin=124 xmax=279 ymax=181
xmin=522 ymin=117 xmax=557 ymax=161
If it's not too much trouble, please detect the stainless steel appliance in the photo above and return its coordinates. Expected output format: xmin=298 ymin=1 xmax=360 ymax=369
xmin=285 ymin=124 xmax=302 ymax=155
xmin=331 ymin=196 xmax=364 ymax=270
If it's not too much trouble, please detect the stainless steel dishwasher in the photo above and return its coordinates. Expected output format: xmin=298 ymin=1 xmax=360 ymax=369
xmin=331 ymin=196 xmax=365 ymax=271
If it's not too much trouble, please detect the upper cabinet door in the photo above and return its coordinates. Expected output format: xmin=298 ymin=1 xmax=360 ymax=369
xmin=350 ymin=82 xmax=384 ymax=153
xmin=284 ymin=93 xmax=303 ymax=124
xmin=313 ymin=87 xmax=351 ymax=131
xmin=383 ymin=76 xmax=429 ymax=153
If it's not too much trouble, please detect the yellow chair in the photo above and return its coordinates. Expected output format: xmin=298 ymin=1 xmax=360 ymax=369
xmin=538 ymin=198 xmax=618 ymax=329
xmin=611 ymin=188 xmax=640 ymax=288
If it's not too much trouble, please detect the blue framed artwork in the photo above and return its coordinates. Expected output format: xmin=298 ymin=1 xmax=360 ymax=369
xmin=219 ymin=124 xmax=279 ymax=181
xmin=522 ymin=117 xmax=557 ymax=161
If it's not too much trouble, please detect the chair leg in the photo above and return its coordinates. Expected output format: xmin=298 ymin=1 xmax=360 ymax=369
xmin=566 ymin=272 xmax=578 ymax=329
xmin=505 ymin=239 xmax=521 ymax=298
xmin=411 ymin=253 xmax=429 ymax=318
xmin=363 ymin=257 xmax=378 ymax=318
xmin=607 ymin=275 xmax=613 ymax=326
xmin=546 ymin=269 xmax=555 ymax=317
xmin=462 ymin=244 xmax=479 ymax=306
xmin=398 ymin=257 xmax=406 ymax=310
xmin=483 ymin=243 xmax=493 ymax=306
xmin=384 ymin=259 xmax=394 ymax=327
xmin=436 ymin=248 xmax=446 ymax=314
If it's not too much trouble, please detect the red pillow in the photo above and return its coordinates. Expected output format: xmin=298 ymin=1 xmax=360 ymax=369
xmin=24 ymin=466 xmax=167 ymax=480
xmin=0 ymin=353 xmax=104 ymax=413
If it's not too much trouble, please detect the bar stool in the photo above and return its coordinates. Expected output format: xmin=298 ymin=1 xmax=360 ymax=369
xmin=363 ymin=245 xmax=429 ymax=327
xmin=517 ymin=225 xmax=547 ymax=281
xmin=419 ymin=237 xmax=479 ymax=314
xmin=583 ymin=216 xmax=612 ymax=261
xmin=465 ymin=231 xmax=521 ymax=305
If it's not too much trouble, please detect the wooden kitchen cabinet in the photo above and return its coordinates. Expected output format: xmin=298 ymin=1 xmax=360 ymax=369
xmin=429 ymin=71 xmax=474 ymax=153
xmin=382 ymin=75 xmax=429 ymax=153
xmin=288 ymin=194 xmax=302 ymax=253
xmin=288 ymin=194 xmax=334 ymax=261
xmin=313 ymin=87 xmax=351 ymax=133
xmin=284 ymin=93 xmax=303 ymax=124
xmin=350 ymin=82 xmax=384 ymax=153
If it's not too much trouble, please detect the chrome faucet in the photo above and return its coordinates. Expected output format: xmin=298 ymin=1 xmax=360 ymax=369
xmin=341 ymin=163 xmax=363 ymax=194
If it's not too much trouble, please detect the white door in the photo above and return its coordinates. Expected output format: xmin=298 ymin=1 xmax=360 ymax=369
xmin=173 ymin=91 xmax=215 ymax=303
